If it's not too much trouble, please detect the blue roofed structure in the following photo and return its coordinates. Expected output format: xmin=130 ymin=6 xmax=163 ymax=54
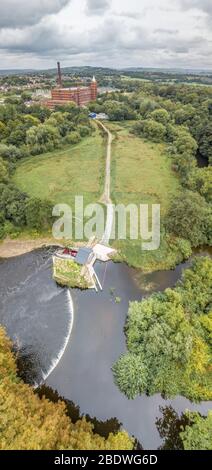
xmin=75 ymin=247 xmax=94 ymax=266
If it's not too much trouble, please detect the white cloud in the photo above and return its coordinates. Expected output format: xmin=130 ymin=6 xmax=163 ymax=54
xmin=0 ymin=0 xmax=70 ymax=27
xmin=0 ymin=0 xmax=211 ymax=69
xmin=86 ymin=0 xmax=111 ymax=15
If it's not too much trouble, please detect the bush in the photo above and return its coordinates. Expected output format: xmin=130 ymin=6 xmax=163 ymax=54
xmin=165 ymin=191 xmax=212 ymax=247
xmin=133 ymin=119 xmax=166 ymax=142
xmin=65 ymin=131 xmax=81 ymax=145
xmin=25 ymin=198 xmax=53 ymax=231
xmin=78 ymin=126 xmax=91 ymax=137
xmin=150 ymin=108 xmax=170 ymax=125
xmin=113 ymin=353 xmax=148 ymax=399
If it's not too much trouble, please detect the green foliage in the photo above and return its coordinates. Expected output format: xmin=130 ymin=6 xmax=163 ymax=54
xmin=0 ymin=327 xmax=134 ymax=450
xmin=26 ymin=124 xmax=60 ymax=155
xmin=113 ymin=258 xmax=212 ymax=402
xmin=113 ymin=354 xmax=148 ymax=399
xmin=174 ymin=105 xmax=196 ymax=125
xmin=198 ymin=122 xmax=212 ymax=164
xmin=165 ymin=191 xmax=212 ymax=247
xmin=139 ymin=98 xmax=158 ymax=117
xmin=0 ymin=181 xmax=53 ymax=234
xmin=0 ymin=211 xmax=6 ymax=239
xmin=133 ymin=119 xmax=166 ymax=142
xmin=104 ymin=100 xmax=137 ymax=121
xmin=0 ymin=158 xmax=9 ymax=183
xmin=150 ymin=108 xmax=170 ymax=125
xmin=188 ymin=167 xmax=212 ymax=203
xmin=65 ymin=131 xmax=81 ymax=145
xmin=0 ymin=143 xmax=24 ymax=162
xmin=53 ymin=257 xmax=89 ymax=289
xmin=78 ymin=125 xmax=92 ymax=137
xmin=25 ymin=198 xmax=53 ymax=231
xmin=0 ymin=121 xmax=7 ymax=138
xmin=0 ymin=183 xmax=28 ymax=226
xmin=172 ymin=131 xmax=197 ymax=157
xmin=180 ymin=411 xmax=212 ymax=450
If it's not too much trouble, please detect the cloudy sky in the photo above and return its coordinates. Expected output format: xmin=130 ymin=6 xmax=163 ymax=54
xmin=0 ymin=0 xmax=211 ymax=70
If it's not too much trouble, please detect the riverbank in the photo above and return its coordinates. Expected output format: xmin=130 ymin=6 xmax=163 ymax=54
xmin=0 ymin=237 xmax=56 ymax=259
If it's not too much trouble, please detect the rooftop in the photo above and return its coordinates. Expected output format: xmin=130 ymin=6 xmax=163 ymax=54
xmin=75 ymin=247 xmax=94 ymax=266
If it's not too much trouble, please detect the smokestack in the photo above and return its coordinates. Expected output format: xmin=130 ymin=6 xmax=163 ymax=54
xmin=57 ymin=61 xmax=62 ymax=88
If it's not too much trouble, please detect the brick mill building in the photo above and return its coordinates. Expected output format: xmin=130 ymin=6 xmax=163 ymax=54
xmin=45 ymin=62 xmax=98 ymax=109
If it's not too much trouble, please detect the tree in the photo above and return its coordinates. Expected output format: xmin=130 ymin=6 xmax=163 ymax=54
xmin=78 ymin=125 xmax=92 ymax=137
xmin=22 ymin=114 xmax=40 ymax=129
xmin=25 ymin=198 xmax=53 ymax=231
xmin=104 ymin=100 xmax=137 ymax=121
xmin=180 ymin=411 xmax=212 ymax=450
xmin=0 ymin=211 xmax=6 ymax=239
xmin=0 ymin=158 xmax=9 ymax=183
xmin=0 ymin=144 xmax=23 ymax=162
xmin=198 ymin=122 xmax=212 ymax=164
xmin=7 ymin=128 xmax=26 ymax=147
xmin=139 ymin=99 xmax=158 ymax=117
xmin=26 ymin=124 xmax=60 ymax=155
xmin=0 ymin=183 xmax=27 ymax=226
xmin=0 ymin=327 xmax=134 ymax=450
xmin=188 ymin=167 xmax=212 ymax=203
xmin=65 ymin=131 xmax=81 ymax=145
xmin=113 ymin=258 xmax=212 ymax=402
xmin=173 ymin=131 xmax=197 ymax=157
xmin=21 ymin=91 xmax=32 ymax=102
xmin=174 ymin=105 xmax=196 ymax=125
xmin=133 ymin=119 xmax=166 ymax=142
xmin=0 ymin=121 xmax=7 ymax=139
xmin=165 ymin=191 xmax=212 ymax=247
xmin=150 ymin=108 xmax=170 ymax=125
xmin=113 ymin=354 xmax=148 ymax=399
xmin=27 ymin=104 xmax=50 ymax=123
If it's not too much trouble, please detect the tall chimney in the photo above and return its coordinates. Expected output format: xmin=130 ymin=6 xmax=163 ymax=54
xmin=57 ymin=61 xmax=62 ymax=88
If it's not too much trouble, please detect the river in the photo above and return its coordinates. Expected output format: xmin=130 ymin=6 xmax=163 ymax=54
xmin=0 ymin=248 xmax=211 ymax=449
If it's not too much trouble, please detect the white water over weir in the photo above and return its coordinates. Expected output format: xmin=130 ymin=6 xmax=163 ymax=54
xmin=34 ymin=289 xmax=74 ymax=388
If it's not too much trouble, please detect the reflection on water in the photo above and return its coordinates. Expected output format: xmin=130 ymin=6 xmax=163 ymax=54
xmin=37 ymin=385 xmax=125 ymax=442
xmin=0 ymin=248 xmax=211 ymax=449
xmin=156 ymin=406 xmax=190 ymax=450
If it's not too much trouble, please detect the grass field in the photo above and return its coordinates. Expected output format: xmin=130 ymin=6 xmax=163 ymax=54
xmin=14 ymin=121 xmax=188 ymax=272
xmin=14 ymin=128 xmax=105 ymax=209
xmin=109 ymin=121 xmax=179 ymax=213
xmin=107 ymin=122 xmax=187 ymax=271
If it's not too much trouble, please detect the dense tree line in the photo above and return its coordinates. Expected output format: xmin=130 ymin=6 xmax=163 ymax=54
xmin=92 ymin=82 xmax=212 ymax=252
xmin=113 ymin=257 xmax=212 ymax=403
xmin=0 ymin=327 xmax=133 ymax=450
xmin=0 ymin=100 xmax=92 ymax=154
xmin=0 ymin=101 xmax=93 ymax=238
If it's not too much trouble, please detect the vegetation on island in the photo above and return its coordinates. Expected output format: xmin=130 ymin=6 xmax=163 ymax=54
xmin=53 ymin=257 xmax=90 ymax=289
xmin=113 ymin=257 xmax=212 ymax=402
xmin=0 ymin=326 xmax=133 ymax=450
